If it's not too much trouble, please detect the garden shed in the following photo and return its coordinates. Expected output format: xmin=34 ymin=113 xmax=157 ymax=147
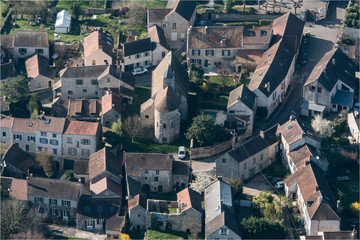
xmin=55 ymin=10 xmax=71 ymax=34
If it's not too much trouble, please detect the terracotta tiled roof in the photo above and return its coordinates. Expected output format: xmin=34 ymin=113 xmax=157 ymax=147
xmin=68 ymin=99 xmax=102 ymax=118
xmin=2 ymin=144 xmax=37 ymax=174
xmin=0 ymin=114 xmax=14 ymax=128
xmin=304 ymin=48 xmax=356 ymax=91
xmin=106 ymin=214 xmax=125 ymax=232
xmin=11 ymin=118 xmax=38 ymax=133
xmin=272 ymin=13 xmax=304 ymax=53
xmin=89 ymin=147 xmax=122 ymax=181
xmin=234 ymin=49 xmax=263 ymax=65
xmin=148 ymin=25 xmax=169 ymax=50
xmin=25 ymin=54 xmax=54 ymax=79
xmin=90 ymin=177 xmax=122 ymax=197
xmin=152 ymin=51 xmax=188 ymax=98
xmin=276 ymin=117 xmax=319 ymax=146
xmin=289 ymin=144 xmax=327 ymax=170
xmin=188 ymin=26 xmax=244 ymax=49
xmin=154 ymin=86 xmax=180 ymax=112
xmin=63 ymin=119 xmax=99 ymax=135
xmin=28 ymin=177 xmax=82 ymax=201
xmin=101 ymin=91 xmax=122 ymax=115
xmin=74 ymin=160 xmax=89 ymax=175
xmin=243 ymin=28 xmax=272 ymax=44
xmin=140 ymin=98 xmax=154 ymax=113
xmin=227 ymin=84 xmax=256 ymax=110
xmin=128 ymin=194 xmax=147 ymax=210
xmin=83 ymin=30 xmax=114 ymax=59
xmin=0 ymin=35 xmax=15 ymax=49
xmin=125 ymin=152 xmax=173 ymax=177
xmin=60 ymin=65 xmax=108 ymax=78
xmin=285 ymin=162 xmax=339 ymax=221
xmin=1 ymin=177 xmax=28 ymax=200
xmin=228 ymin=124 xmax=280 ymax=163
xmin=36 ymin=116 xmax=66 ymax=134
xmin=177 ymin=188 xmax=202 ymax=212
xmin=14 ymin=30 xmax=49 ymax=48
xmin=322 ymin=231 xmax=356 ymax=240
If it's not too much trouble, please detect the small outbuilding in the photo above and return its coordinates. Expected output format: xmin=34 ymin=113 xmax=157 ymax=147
xmin=55 ymin=10 xmax=71 ymax=34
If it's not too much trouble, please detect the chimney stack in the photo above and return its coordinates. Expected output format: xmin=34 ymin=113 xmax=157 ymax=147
xmin=337 ymin=200 xmax=341 ymax=214
xmin=259 ymin=131 xmax=264 ymax=138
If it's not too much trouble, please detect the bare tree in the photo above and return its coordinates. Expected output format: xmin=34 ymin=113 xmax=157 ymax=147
xmin=36 ymin=152 xmax=56 ymax=178
xmin=242 ymin=0 xmax=246 ymax=11
xmin=190 ymin=176 xmax=214 ymax=193
xmin=292 ymin=0 xmax=303 ymax=14
xmin=216 ymin=68 xmax=231 ymax=87
xmin=311 ymin=115 xmax=334 ymax=138
xmin=126 ymin=1 xmax=146 ymax=27
xmin=123 ymin=115 xmax=142 ymax=142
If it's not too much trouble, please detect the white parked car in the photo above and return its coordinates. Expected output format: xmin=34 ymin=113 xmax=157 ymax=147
xmin=132 ymin=67 xmax=148 ymax=76
xmin=274 ymin=181 xmax=284 ymax=189
xmin=178 ymin=146 xmax=186 ymax=160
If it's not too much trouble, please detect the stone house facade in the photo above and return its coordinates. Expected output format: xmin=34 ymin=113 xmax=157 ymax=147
xmin=285 ymin=162 xmax=340 ymax=236
xmin=83 ymin=30 xmax=114 ymax=66
xmin=0 ymin=115 xmax=13 ymax=148
xmin=226 ymin=84 xmax=257 ymax=138
xmin=145 ymin=188 xmax=202 ymax=233
xmin=348 ymin=112 xmax=360 ymax=143
xmin=13 ymin=30 xmax=49 ymax=59
xmin=147 ymin=0 xmax=196 ymax=50
xmin=216 ymin=124 xmax=280 ymax=181
xmin=27 ymin=177 xmax=83 ymax=222
xmin=11 ymin=118 xmax=38 ymax=153
xmin=25 ymin=54 xmax=54 ymax=92
xmin=101 ymin=91 xmax=122 ymax=127
xmin=140 ymin=52 xmax=188 ymax=144
xmin=128 ymin=194 xmax=147 ymax=230
xmin=187 ymin=26 xmax=272 ymax=72
xmin=59 ymin=65 xmax=134 ymax=101
xmin=122 ymin=37 xmax=152 ymax=71
xmin=148 ymin=25 xmax=170 ymax=66
xmin=301 ymin=48 xmax=355 ymax=117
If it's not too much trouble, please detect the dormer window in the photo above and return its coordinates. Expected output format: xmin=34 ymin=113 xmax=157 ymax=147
xmin=261 ymin=30 xmax=267 ymax=36
xmin=220 ymin=38 xmax=228 ymax=47
xmin=248 ymin=31 xmax=255 ymax=36
xmin=221 ymin=228 xmax=228 ymax=235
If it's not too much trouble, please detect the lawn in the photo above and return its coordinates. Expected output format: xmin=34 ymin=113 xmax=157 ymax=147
xmin=160 ymin=203 xmax=178 ymax=214
xmin=145 ymin=230 xmax=187 ymax=240
xmin=56 ymin=0 xmax=105 ymax=11
xmin=210 ymin=76 xmax=235 ymax=87
xmin=143 ymin=0 xmax=168 ymax=9
xmin=124 ymin=86 xmax=151 ymax=118
xmin=202 ymin=94 xmax=228 ymax=110
xmin=125 ymin=137 xmax=190 ymax=153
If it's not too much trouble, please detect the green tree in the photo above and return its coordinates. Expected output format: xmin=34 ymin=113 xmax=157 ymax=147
xmin=229 ymin=179 xmax=243 ymax=200
xmin=61 ymin=170 xmax=74 ymax=181
xmin=344 ymin=2 xmax=359 ymax=28
xmin=104 ymin=131 xmax=122 ymax=147
xmin=263 ymin=199 xmax=283 ymax=221
xmin=185 ymin=115 xmax=216 ymax=147
xmin=127 ymin=2 xmax=146 ymax=27
xmin=27 ymin=93 xmax=40 ymax=119
xmin=224 ymin=0 xmax=233 ymax=13
xmin=240 ymin=217 xmax=287 ymax=239
xmin=0 ymin=76 xmax=29 ymax=104
xmin=111 ymin=119 xmax=123 ymax=136
xmin=252 ymin=191 xmax=274 ymax=209
xmin=189 ymin=64 xmax=205 ymax=87
xmin=36 ymin=152 xmax=56 ymax=178
xmin=70 ymin=1 xmax=82 ymax=20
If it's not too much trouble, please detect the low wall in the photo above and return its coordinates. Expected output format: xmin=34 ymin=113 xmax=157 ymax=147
xmin=342 ymin=27 xmax=360 ymax=40
xmin=190 ymin=139 xmax=232 ymax=159
xmin=199 ymin=10 xmax=281 ymax=22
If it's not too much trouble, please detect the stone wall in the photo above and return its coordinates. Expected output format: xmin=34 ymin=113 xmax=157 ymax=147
xmin=342 ymin=27 xmax=360 ymax=40
xmin=190 ymin=139 xmax=232 ymax=160
xmin=199 ymin=10 xmax=280 ymax=22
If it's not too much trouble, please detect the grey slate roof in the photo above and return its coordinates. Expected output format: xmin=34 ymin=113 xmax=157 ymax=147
xmin=148 ymin=25 xmax=169 ymax=50
xmin=300 ymin=100 xmax=326 ymax=112
xmin=154 ymin=86 xmax=180 ymax=112
xmin=123 ymin=37 xmax=152 ymax=57
xmin=227 ymin=84 xmax=256 ymax=110
xmin=60 ymin=65 xmax=108 ymax=78
xmin=248 ymin=40 xmax=294 ymax=97
xmin=14 ymin=30 xmax=49 ymax=48
xmin=77 ymin=195 xmax=120 ymax=219
xmin=331 ymin=90 xmax=354 ymax=107
xmin=147 ymin=8 xmax=172 ymax=23
xmin=304 ymin=48 xmax=356 ymax=91
xmin=28 ymin=177 xmax=82 ymax=201
xmin=127 ymin=176 xmax=142 ymax=198
xmin=170 ymin=0 xmax=196 ymax=21
xmin=228 ymin=124 xmax=280 ymax=163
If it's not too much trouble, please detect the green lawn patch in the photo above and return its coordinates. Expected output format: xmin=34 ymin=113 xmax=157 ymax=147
xmin=145 ymin=229 xmax=186 ymax=240
xmin=143 ymin=0 xmax=168 ymax=8
xmin=240 ymin=78 xmax=251 ymax=87
xmin=124 ymin=86 xmax=151 ymax=118
xmin=210 ymin=76 xmax=234 ymax=87
xmin=125 ymin=137 xmax=190 ymax=153
xmin=56 ymin=0 xmax=105 ymax=11
xmin=202 ymin=94 xmax=228 ymax=110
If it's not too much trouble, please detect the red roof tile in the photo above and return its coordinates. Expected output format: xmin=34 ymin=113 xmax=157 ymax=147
xmin=63 ymin=119 xmax=99 ymax=135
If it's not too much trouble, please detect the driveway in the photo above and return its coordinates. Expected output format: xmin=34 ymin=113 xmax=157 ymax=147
xmin=134 ymin=66 xmax=156 ymax=87
xmin=191 ymin=153 xmax=223 ymax=177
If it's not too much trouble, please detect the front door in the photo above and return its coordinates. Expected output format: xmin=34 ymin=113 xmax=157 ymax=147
xmin=48 ymin=81 xmax=52 ymax=87
xmin=308 ymin=110 xmax=312 ymax=117
xmin=205 ymin=59 xmax=208 ymax=67
xmin=338 ymin=105 xmax=342 ymax=111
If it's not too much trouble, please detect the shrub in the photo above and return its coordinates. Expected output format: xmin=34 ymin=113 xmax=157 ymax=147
xmin=350 ymin=202 xmax=360 ymax=218
xmin=259 ymin=19 xmax=273 ymax=26
xmin=342 ymin=35 xmax=356 ymax=45
xmin=120 ymin=233 xmax=130 ymax=240
xmin=61 ymin=170 xmax=74 ymax=181
xmin=227 ymin=21 xmax=259 ymax=28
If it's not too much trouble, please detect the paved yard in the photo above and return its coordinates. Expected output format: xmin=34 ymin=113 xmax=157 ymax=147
xmin=49 ymin=225 xmax=107 ymax=240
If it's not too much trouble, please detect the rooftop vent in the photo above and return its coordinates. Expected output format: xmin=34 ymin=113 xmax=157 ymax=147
xmin=220 ymin=38 xmax=227 ymax=47
xmin=29 ymin=123 xmax=33 ymax=127
xmin=318 ymin=197 xmax=323 ymax=202
xmin=287 ymin=125 xmax=293 ymax=130
xmin=306 ymin=201 xmax=313 ymax=207
xmin=44 ymin=118 xmax=50 ymax=124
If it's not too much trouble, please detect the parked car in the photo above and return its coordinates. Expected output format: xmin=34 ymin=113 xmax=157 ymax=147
xmin=132 ymin=67 xmax=148 ymax=76
xmin=354 ymin=103 xmax=360 ymax=112
xmin=178 ymin=146 xmax=186 ymax=160
xmin=274 ymin=181 xmax=284 ymax=189
xmin=271 ymin=177 xmax=282 ymax=184
xmin=199 ymin=20 xmax=207 ymax=26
